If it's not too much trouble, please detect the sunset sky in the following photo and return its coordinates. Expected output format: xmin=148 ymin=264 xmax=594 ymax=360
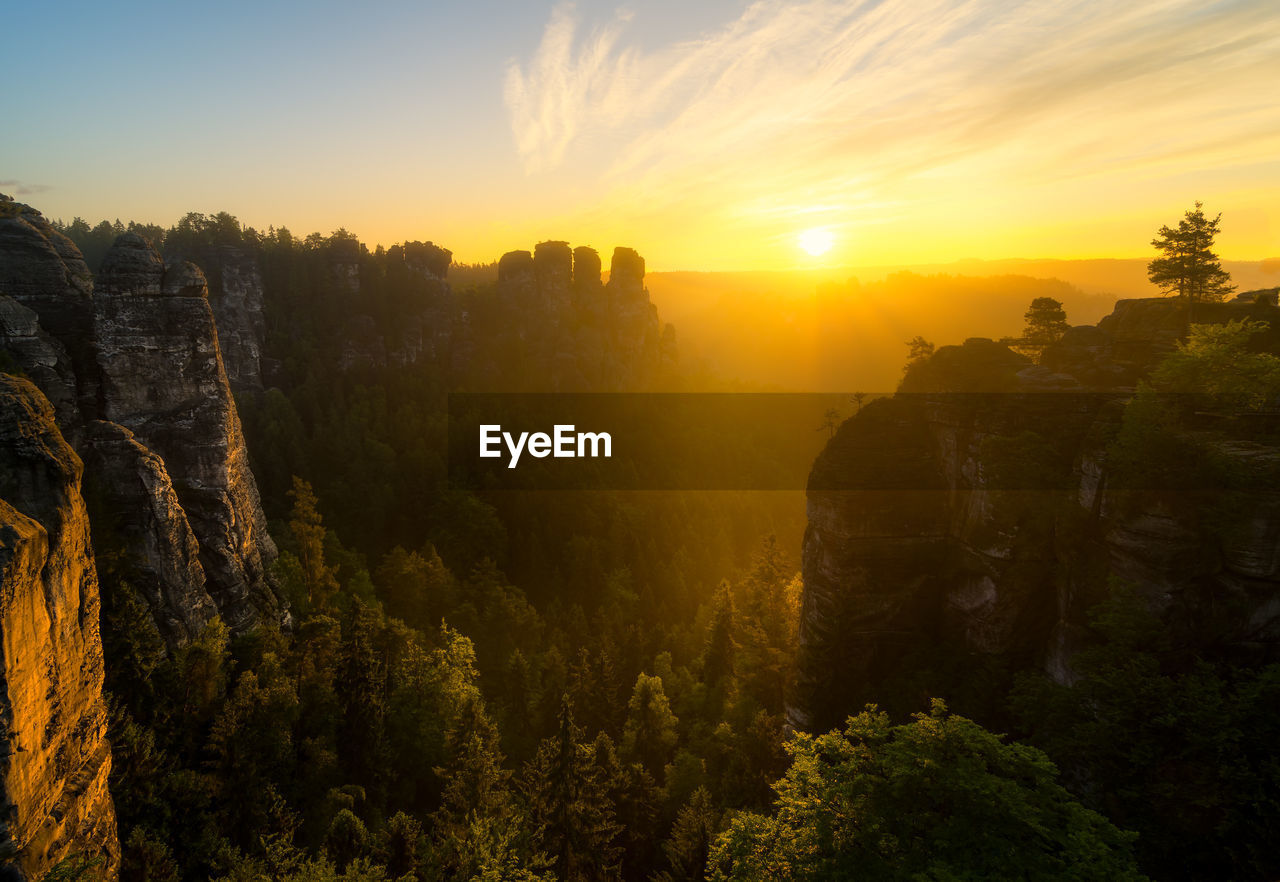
xmin=5 ymin=0 xmax=1279 ymax=270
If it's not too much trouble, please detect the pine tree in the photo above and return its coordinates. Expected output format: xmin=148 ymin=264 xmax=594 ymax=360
xmin=656 ymin=787 xmax=720 ymax=882
xmin=524 ymin=697 xmax=622 ymax=881
xmin=1148 ymin=201 xmax=1236 ymax=302
xmin=287 ymin=476 xmax=340 ymax=611
xmin=429 ymin=695 xmax=520 ymax=879
xmin=702 ymin=582 xmax=738 ymax=690
xmin=338 ymin=601 xmax=388 ymax=795
xmin=323 ymin=808 xmax=369 ymax=871
xmin=1009 ymin=297 xmax=1071 ymax=360
xmin=621 ymin=673 xmax=679 ymax=780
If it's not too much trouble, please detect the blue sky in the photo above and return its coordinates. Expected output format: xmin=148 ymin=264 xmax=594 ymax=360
xmin=5 ymin=0 xmax=1279 ymax=269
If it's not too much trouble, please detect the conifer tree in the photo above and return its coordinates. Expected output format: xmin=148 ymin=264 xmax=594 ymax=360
xmin=656 ymin=787 xmax=720 ymax=882
xmin=621 ymin=673 xmax=679 ymax=780
xmin=338 ymin=601 xmax=388 ymax=794
xmin=1148 ymin=201 xmax=1235 ymax=302
xmin=525 ymin=697 xmax=622 ymax=881
xmin=287 ymin=476 xmax=340 ymax=611
xmin=429 ymin=695 xmax=515 ymax=878
xmin=702 ymin=582 xmax=738 ymax=691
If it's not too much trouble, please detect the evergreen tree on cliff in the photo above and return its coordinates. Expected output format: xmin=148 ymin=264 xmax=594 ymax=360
xmin=1148 ymin=201 xmax=1235 ymax=302
xmin=1011 ymin=297 xmax=1070 ymax=360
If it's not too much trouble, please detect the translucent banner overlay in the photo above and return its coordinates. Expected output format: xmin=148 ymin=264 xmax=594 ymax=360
xmin=446 ymin=392 xmax=1280 ymax=491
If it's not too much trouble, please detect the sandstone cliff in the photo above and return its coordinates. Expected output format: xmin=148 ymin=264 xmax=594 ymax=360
xmin=166 ymin=243 xmax=267 ymax=393
xmin=797 ymin=297 xmax=1280 ymax=731
xmin=0 ymin=203 xmax=283 ymax=639
xmin=92 ymin=234 xmax=280 ymax=633
xmin=484 ymin=242 xmax=668 ymax=389
xmin=0 ymin=199 xmax=293 ymax=876
xmin=0 ymin=376 xmax=118 ymax=877
xmin=0 ymin=201 xmax=96 ymax=440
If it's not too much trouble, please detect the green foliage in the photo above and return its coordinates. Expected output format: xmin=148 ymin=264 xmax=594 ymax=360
xmin=36 ymin=854 xmax=103 ymax=882
xmin=323 ymin=810 xmax=369 ymax=871
xmin=1012 ymin=582 xmax=1280 ymax=881
xmin=287 ymin=477 xmax=341 ymax=613
xmin=1152 ymin=318 xmax=1280 ymax=411
xmin=655 ymin=787 xmax=720 ymax=882
xmin=522 ymin=698 xmax=623 ymax=881
xmin=711 ymin=700 xmax=1145 ymax=881
xmin=0 ymin=347 xmax=28 ymax=377
xmin=1148 ymin=201 xmax=1235 ymax=302
xmin=621 ymin=673 xmax=679 ymax=779
xmin=1107 ymin=381 xmax=1225 ymax=492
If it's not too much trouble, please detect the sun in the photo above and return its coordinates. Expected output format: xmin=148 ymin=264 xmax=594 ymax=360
xmin=797 ymin=227 xmax=835 ymax=256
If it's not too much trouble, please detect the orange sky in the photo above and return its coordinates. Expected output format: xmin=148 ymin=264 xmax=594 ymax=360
xmin=6 ymin=0 xmax=1279 ymax=270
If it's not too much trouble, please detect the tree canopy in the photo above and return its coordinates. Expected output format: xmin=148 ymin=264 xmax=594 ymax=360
xmin=710 ymin=700 xmax=1145 ymax=881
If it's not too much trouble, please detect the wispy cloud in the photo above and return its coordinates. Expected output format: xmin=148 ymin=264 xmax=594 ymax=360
xmin=505 ymin=0 xmax=1280 ymax=247
xmin=0 ymin=180 xmax=52 ymax=197
xmin=503 ymin=3 xmax=636 ymax=173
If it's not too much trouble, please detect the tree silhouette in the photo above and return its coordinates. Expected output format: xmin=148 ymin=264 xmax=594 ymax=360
xmin=1148 ymin=201 xmax=1235 ymax=302
xmin=1006 ymin=297 xmax=1070 ymax=361
xmin=818 ymin=408 xmax=841 ymax=439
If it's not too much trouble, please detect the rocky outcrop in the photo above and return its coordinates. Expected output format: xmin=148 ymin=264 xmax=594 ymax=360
xmin=336 ymin=241 xmax=454 ymax=372
xmin=92 ymin=234 xmax=280 ymax=632
xmin=80 ymin=421 xmax=218 ymax=644
xmin=0 ymin=208 xmax=284 ymax=642
xmin=400 ymin=241 xmax=451 ymax=279
xmin=534 ymin=241 xmax=572 ymax=313
xmin=572 ymin=246 xmax=602 ymax=299
xmin=486 ymin=242 xmax=668 ymax=389
xmin=0 ymin=201 xmax=97 ymax=433
xmin=0 ymin=296 xmax=78 ymax=433
xmin=0 ymin=375 xmax=118 ymax=878
xmin=797 ymin=298 xmax=1280 ymax=731
xmin=169 ymin=244 xmax=267 ymax=393
xmin=327 ymin=237 xmax=361 ymax=296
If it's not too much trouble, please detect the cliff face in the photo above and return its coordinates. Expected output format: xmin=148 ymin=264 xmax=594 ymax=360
xmin=0 ymin=208 xmax=283 ymax=640
xmin=0 ymin=376 xmax=118 ymax=877
xmin=484 ymin=242 xmax=668 ymax=389
xmin=0 ymin=203 xmax=96 ymax=440
xmin=336 ymin=240 xmax=455 ymax=372
xmin=0 ymin=201 xmax=287 ymax=874
xmin=92 ymin=234 xmax=280 ymax=633
xmin=80 ymin=421 xmax=218 ymax=643
xmin=797 ymin=298 xmax=1280 ymax=731
xmin=168 ymin=243 xmax=267 ymax=393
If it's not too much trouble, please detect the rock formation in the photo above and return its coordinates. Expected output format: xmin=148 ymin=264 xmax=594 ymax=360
xmin=0 ymin=376 xmax=118 ymax=877
xmin=572 ymin=246 xmax=602 ymax=300
xmin=796 ymin=298 xmax=1280 ymax=731
xmin=166 ymin=243 xmax=267 ymax=393
xmin=327 ymin=236 xmax=361 ymax=296
xmin=488 ymin=242 xmax=667 ymax=389
xmin=0 ymin=296 xmax=79 ymax=432
xmin=80 ymin=421 xmax=218 ymax=643
xmin=92 ymin=234 xmax=280 ymax=632
xmin=0 ymin=199 xmax=292 ymax=877
xmin=0 ymin=200 xmax=97 ymax=437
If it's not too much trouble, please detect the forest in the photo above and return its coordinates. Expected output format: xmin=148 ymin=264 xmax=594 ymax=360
xmin=25 ymin=206 xmax=1280 ymax=882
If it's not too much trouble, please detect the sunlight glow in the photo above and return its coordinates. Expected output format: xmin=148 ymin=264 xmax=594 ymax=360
xmin=798 ymin=228 xmax=835 ymax=256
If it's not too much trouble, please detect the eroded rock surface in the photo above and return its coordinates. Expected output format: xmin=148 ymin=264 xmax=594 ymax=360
xmin=92 ymin=235 xmax=280 ymax=631
xmin=797 ymin=298 xmax=1280 ymax=731
xmin=0 ymin=375 xmax=118 ymax=878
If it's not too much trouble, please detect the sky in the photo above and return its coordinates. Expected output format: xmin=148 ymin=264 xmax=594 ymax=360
xmin=4 ymin=0 xmax=1279 ymax=271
